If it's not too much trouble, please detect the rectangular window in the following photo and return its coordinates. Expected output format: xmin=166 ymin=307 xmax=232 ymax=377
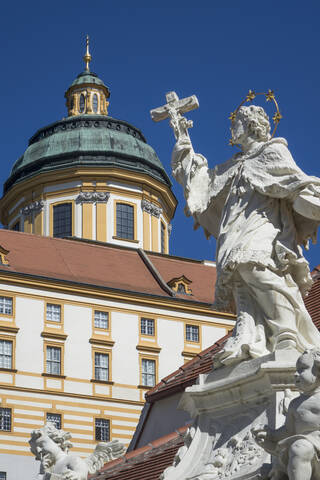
xmin=46 ymin=346 xmax=61 ymax=375
xmin=0 ymin=297 xmax=12 ymax=315
xmin=141 ymin=318 xmax=155 ymax=336
xmin=94 ymin=352 xmax=109 ymax=381
xmin=94 ymin=310 xmax=109 ymax=329
xmin=53 ymin=203 xmax=72 ymax=238
xmin=141 ymin=358 xmax=156 ymax=387
xmin=0 ymin=408 xmax=11 ymax=432
xmin=95 ymin=418 xmax=110 ymax=441
xmin=46 ymin=413 xmax=61 ymax=429
xmin=0 ymin=472 xmax=6 ymax=480
xmin=161 ymin=223 xmax=166 ymax=254
xmin=0 ymin=340 xmax=12 ymax=369
xmin=46 ymin=304 xmax=61 ymax=323
xmin=186 ymin=325 xmax=199 ymax=343
xmin=116 ymin=203 xmax=134 ymax=240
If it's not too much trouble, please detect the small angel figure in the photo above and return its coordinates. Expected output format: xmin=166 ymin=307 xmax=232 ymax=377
xmin=252 ymin=349 xmax=320 ymax=480
xmin=29 ymin=422 xmax=125 ymax=479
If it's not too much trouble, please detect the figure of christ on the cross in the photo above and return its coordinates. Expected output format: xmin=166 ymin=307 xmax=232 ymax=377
xmin=151 ymin=92 xmax=320 ymax=365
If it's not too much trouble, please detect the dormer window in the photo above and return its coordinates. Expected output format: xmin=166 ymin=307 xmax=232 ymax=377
xmin=92 ymin=94 xmax=98 ymax=113
xmin=79 ymin=94 xmax=85 ymax=113
xmin=167 ymin=275 xmax=192 ymax=295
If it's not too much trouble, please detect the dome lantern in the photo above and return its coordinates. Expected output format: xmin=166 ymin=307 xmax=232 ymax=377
xmin=64 ymin=36 xmax=110 ymax=117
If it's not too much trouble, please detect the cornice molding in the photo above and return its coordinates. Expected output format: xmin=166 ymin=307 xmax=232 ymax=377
xmin=141 ymin=199 xmax=162 ymax=218
xmin=76 ymin=191 xmax=110 ymax=204
xmin=20 ymin=200 xmax=44 ymax=216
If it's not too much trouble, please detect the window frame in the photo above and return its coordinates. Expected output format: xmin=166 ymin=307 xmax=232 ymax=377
xmin=140 ymin=317 xmax=155 ymax=337
xmin=94 ymin=417 xmax=110 ymax=442
xmin=46 ymin=412 xmax=62 ymax=429
xmin=113 ymin=200 xmax=137 ymax=242
xmin=0 ymin=472 xmax=7 ymax=480
xmin=93 ymin=309 xmax=110 ymax=331
xmin=0 ymin=408 xmax=12 ymax=433
xmin=50 ymin=201 xmax=74 ymax=238
xmin=44 ymin=342 xmax=64 ymax=377
xmin=92 ymin=93 xmax=99 ymax=113
xmin=0 ymin=296 xmax=14 ymax=318
xmin=140 ymin=355 xmax=157 ymax=388
xmin=0 ymin=338 xmax=13 ymax=370
xmin=45 ymin=302 xmax=63 ymax=324
xmin=92 ymin=347 xmax=112 ymax=383
xmin=185 ymin=324 xmax=200 ymax=344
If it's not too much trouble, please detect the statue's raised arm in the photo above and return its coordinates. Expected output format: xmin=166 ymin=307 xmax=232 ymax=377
xmin=151 ymin=90 xmax=320 ymax=367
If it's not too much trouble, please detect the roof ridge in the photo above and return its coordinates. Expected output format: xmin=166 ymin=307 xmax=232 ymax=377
xmin=138 ymin=249 xmax=176 ymax=297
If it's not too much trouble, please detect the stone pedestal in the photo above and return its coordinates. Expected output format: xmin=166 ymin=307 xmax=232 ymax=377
xmin=161 ymin=349 xmax=300 ymax=480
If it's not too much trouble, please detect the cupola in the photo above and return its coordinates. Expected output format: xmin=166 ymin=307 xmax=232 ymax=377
xmin=0 ymin=38 xmax=177 ymax=255
xmin=64 ymin=36 xmax=110 ymax=117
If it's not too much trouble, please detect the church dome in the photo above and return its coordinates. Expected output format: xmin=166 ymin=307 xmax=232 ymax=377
xmin=0 ymin=37 xmax=176 ymax=255
xmin=5 ymin=115 xmax=171 ymax=193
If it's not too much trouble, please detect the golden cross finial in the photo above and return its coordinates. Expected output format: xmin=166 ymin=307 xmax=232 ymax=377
xmin=83 ymin=35 xmax=92 ymax=72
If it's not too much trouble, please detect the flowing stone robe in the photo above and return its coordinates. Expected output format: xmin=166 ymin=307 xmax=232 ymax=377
xmin=172 ymin=137 xmax=320 ymax=361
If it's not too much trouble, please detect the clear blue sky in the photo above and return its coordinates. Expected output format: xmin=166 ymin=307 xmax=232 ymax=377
xmin=1 ymin=1 xmax=320 ymax=269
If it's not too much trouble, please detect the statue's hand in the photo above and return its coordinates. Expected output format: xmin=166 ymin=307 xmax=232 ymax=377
xmin=62 ymin=469 xmax=80 ymax=480
xmin=251 ymin=425 xmax=269 ymax=447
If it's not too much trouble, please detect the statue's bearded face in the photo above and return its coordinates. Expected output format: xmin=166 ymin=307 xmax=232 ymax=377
xmin=231 ymin=116 xmax=248 ymax=144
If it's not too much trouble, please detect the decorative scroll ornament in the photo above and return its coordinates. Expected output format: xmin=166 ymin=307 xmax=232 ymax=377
xmin=76 ymin=192 xmax=110 ymax=203
xmin=20 ymin=200 xmax=44 ymax=216
xmin=141 ymin=199 xmax=163 ymax=218
xmin=228 ymin=89 xmax=282 ymax=146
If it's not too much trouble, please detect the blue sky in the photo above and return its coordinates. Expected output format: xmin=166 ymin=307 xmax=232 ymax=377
xmin=1 ymin=1 xmax=320 ymax=269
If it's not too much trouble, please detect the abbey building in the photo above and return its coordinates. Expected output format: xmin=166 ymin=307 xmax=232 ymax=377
xmin=0 ymin=40 xmax=234 ymax=479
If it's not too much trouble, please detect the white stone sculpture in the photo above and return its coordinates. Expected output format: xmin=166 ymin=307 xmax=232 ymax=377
xmin=151 ymin=92 xmax=320 ymax=365
xmin=252 ymin=349 xmax=320 ymax=480
xmin=29 ymin=422 xmax=125 ymax=480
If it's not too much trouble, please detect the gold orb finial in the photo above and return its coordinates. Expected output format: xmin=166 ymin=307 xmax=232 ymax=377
xmin=83 ymin=35 xmax=92 ymax=72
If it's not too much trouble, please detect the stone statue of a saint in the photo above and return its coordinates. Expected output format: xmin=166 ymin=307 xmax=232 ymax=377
xmin=151 ymin=92 xmax=320 ymax=365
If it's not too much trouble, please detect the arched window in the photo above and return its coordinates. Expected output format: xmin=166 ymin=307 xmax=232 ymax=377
xmin=79 ymin=94 xmax=85 ymax=113
xmin=92 ymin=94 xmax=98 ymax=113
xmin=53 ymin=203 xmax=72 ymax=238
xmin=116 ymin=203 xmax=134 ymax=240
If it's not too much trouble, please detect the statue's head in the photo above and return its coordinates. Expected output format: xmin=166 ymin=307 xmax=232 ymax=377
xmin=231 ymin=105 xmax=271 ymax=145
xmin=29 ymin=422 xmax=73 ymax=469
xmin=295 ymin=349 xmax=320 ymax=393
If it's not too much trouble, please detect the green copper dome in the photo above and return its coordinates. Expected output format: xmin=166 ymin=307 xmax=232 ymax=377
xmin=70 ymin=71 xmax=107 ymax=88
xmin=4 ymin=115 xmax=171 ymax=193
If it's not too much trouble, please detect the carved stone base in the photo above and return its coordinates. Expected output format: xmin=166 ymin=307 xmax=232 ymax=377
xmin=161 ymin=348 xmax=300 ymax=480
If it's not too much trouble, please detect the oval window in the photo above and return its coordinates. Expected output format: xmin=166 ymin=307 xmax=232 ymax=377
xmin=79 ymin=94 xmax=85 ymax=113
xmin=93 ymin=94 xmax=98 ymax=113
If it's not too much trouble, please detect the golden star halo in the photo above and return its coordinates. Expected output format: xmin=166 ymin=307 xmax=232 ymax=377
xmin=228 ymin=89 xmax=282 ymax=147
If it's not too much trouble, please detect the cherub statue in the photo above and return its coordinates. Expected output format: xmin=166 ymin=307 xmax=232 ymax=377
xmin=29 ymin=422 xmax=125 ymax=480
xmin=252 ymin=349 xmax=320 ymax=480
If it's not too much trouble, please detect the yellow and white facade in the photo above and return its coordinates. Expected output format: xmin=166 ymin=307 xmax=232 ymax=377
xmin=0 ymin=40 xmax=235 ymax=479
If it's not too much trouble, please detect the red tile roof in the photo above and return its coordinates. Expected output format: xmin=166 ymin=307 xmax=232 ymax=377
xmin=0 ymin=230 xmax=217 ymax=305
xmin=91 ymin=426 xmax=188 ymax=480
xmin=149 ymin=253 xmax=217 ymax=304
xmin=145 ymin=334 xmax=230 ymax=403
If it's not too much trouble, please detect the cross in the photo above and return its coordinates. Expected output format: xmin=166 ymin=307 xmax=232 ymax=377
xmin=150 ymin=91 xmax=199 ymax=143
xmin=150 ymin=91 xmax=199 ymax=123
